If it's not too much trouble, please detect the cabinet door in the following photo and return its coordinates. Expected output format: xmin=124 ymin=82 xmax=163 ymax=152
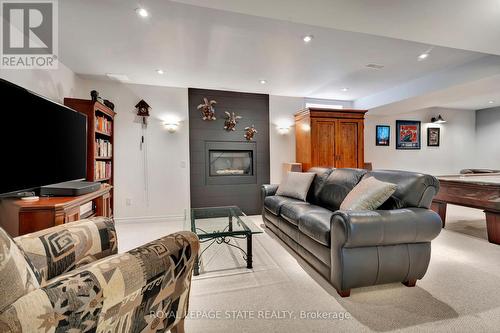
xmin=312 ymin=119 xmax=336 ymax=168
xmin=19 ymin=210 xmax=55 ymax=236
xmin=95 ymin=192 xmax=111 ymax=217
xmin=336 ymin=120 xmax=363 ymax=168
xmin=65 ymin=207 xmax=80 ymax=223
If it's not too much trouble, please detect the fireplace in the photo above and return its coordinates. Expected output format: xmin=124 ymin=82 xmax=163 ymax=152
xmin=209 ymin=150 xmax=253 ymax=176
xmin=205 ymin=141 xmax=257 ymax=185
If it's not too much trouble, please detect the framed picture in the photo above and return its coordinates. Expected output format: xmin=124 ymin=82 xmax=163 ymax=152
xmin=396 ymin=120 xmax=421 ymax=150
xmin=375 ymin=125 xmax=390 ymax=146
xmin=427 ymin=127 xmax=440 ymax=147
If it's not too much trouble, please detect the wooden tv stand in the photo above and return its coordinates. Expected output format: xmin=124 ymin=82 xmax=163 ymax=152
xmin=0 ymin=185 xmax=112 ymax=237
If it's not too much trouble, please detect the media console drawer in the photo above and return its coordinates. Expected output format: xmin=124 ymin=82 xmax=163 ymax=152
xmin=0 ymin=185 xmax=112 ymax=237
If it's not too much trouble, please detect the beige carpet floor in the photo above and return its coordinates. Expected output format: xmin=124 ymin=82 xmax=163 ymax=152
xmin=116 ymin=205 xmax=500 ymax=332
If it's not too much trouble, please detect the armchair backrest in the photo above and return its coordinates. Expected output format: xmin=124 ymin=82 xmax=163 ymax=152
xmin=0 ymin=228 xmax=39 ymax=312
xmin=14 ymin=217 xmax=117 ymax=285
xmin=1 ymin=230 xmax=199 ymax=333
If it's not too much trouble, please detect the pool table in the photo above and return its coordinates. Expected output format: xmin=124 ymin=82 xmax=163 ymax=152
xmin=432 ymin=173 xmax=500 ymax=244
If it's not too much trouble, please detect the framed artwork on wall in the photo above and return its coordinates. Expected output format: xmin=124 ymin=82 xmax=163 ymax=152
xmin=375 ymin=125 xmax=390 ymax=146
xmin=396 ymin=120 xmax=421 ymax=150
xmin=427 ymin=127 xmax=440 ymax=147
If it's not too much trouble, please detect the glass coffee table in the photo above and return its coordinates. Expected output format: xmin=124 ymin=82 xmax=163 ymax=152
xmin=190 ymin=206 xmax=263 ymax=276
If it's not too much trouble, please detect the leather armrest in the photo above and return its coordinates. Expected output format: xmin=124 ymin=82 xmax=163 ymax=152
xmin=331 ymin=208 xmax=442 ymax=248
xmin=261 ymin=184 xmax=279 ymax=197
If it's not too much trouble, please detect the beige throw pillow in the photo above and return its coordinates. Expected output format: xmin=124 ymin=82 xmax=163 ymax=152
xmin=276 ymin=172 xmax=316 ymax=201
xmin=340 ymin=177 xmax=397 ymax=211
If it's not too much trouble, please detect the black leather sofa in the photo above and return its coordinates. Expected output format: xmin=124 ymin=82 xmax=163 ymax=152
xmin=261 ymin=168 xmax=442 ymax=297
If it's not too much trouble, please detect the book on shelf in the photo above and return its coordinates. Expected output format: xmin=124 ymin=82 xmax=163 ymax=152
xmin=95 ymin=115 xmax=112 ymax=135
xmin=95 ymin=138 xmax=112 ymax=157
xmin=79 ymin=202 xmax=94 ymax=217
xmin=94 ymin=161 xmax=112 ymax=180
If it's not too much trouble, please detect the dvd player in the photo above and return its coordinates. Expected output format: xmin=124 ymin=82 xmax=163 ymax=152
xmin=40 ymin=181 xmax=101 ymax=197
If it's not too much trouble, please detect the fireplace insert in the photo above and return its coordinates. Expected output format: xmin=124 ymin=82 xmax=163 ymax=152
xmin=205 ymin=142 xmax=257 ymax=185
xmin=209 ymin=150 xmax=253 ymax=176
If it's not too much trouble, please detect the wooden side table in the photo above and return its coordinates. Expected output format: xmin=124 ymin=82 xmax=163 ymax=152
xmin=0 ymin=185 xmax=112 ymax=237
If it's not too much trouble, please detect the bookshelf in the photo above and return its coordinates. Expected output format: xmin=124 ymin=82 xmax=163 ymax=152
xmin=64 ymin=98 xmax=116 ymax=212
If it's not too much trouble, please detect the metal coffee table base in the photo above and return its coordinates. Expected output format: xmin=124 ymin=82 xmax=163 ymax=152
xmin=194 ymin=233 xmax=253 ymax=276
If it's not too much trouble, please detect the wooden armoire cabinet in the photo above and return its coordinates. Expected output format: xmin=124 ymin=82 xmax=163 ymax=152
xmin=295 ymin=108 xmax=367 ymax=171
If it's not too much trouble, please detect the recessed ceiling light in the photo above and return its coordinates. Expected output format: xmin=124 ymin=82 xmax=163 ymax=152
xmin=341 ymin=87 xmax=349 ymax=92
xmin=418 ymin=53 xmax=429 ymax=61
xmin=105 ymin=73 xmax=130 ymax=82
xmin=136 ymin=7 xmax=149 ymax=18
xmin=156 ymin=69 xmax=164 ymax=75
xmin=489 ymin=100 xmax=494 ymax=104
xmin=260 ymin=80 xmax=267 ymax=84
xmin=365 ymin=63 xmax=384 ymax=70
xmin=303 ymin=35 xmax=314 ymax=43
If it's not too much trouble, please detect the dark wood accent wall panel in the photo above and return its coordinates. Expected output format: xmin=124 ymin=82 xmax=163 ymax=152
xmin=189 ymin=88 xmax=270 ymax=215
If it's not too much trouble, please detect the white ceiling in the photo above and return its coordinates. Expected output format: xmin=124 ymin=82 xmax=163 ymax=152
xmin=364 ymin=74 xmax=500 ymax=115
xmin=173 ymin=0 xmax=500 ymax=56
xmin=59 ymin=0 xmax=500 ymax=111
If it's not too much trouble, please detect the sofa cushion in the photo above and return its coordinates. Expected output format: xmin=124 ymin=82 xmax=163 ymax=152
xmin=299 ymin=211 xmax=333 ymax=246
xmin=306 ymin=167 xmax=334 ymax=204
xmin=317 ymin=168 xmax=367 ymax=211
xmin=264 ymin=195 xmax=304 ymax=215
xmin=276 ymin=172 xmax=316 ymax=201
xmin=281 ymin=202 xmax=328 ymax=226
xmin=340 ymin=176 xmax=397 ymax=211
xmin=0 ymin=228 xmax=40 ymax=312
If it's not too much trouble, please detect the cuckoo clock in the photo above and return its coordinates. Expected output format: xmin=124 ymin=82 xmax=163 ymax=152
xmin=135 ymin=99 xmax=151 ymax=125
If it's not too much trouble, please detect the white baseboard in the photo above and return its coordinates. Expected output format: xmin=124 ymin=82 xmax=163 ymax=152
xmin=114 ymin=214 xmax=185 ymax=224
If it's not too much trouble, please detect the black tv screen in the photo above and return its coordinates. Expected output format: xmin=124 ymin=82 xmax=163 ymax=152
xmin=0 ymin=78 xmax=87 ymax=195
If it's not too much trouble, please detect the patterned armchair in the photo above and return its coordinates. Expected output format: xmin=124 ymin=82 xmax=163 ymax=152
xmin=0 ymin=217 xmax=199 ymax=333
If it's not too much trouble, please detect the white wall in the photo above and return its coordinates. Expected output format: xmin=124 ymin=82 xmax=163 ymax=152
xmin=269 ymin=96 xmax=355 ymax=183
xmin=4 ymin=65 xmax=396 ymax=218
xmin=0 ymin=63 xmax=80 ymax=103
xmin=75 ymin=79 xmax=190 ymax=221
xmin=1 ymin=69 xmax=190 ymax=221
xmin=365 ymin=107 xmax=476 ymax=175
xmin=475 ymin=107 xmax=500 ymax=169
xmin=269 ymin=95 xmax=303 ymax=183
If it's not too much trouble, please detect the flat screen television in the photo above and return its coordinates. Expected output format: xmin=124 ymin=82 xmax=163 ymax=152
xmin=0 ymin=78 xmax=87 ymax=196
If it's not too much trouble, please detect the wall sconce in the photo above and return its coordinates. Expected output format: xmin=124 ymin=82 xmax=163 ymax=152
xmin=431 ymin=115 xmax=446 ymax=124
xmin=164 ymin=122 xmax=179 ymax=133
xmin=277 ymin=126 xmax=291 ymax=135
xmin=275 ymin=119 xmax=293 ymax=135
